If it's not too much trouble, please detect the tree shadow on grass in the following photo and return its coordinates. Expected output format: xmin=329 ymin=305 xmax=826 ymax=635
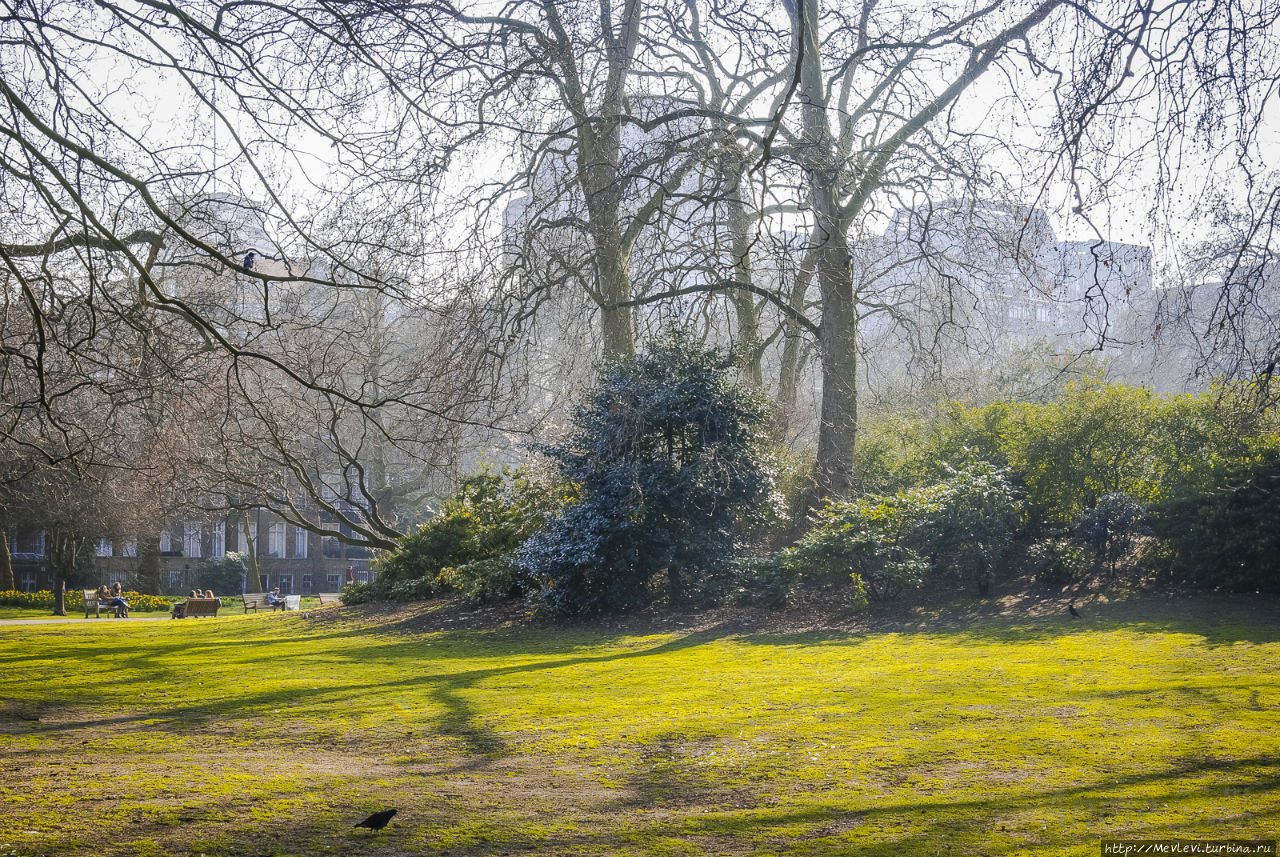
xmin=10 ymin=625 xmax=738 ymax=764
xmin=12 ymin=751 xmax=1272 ymax=857
xmin=633 ymin=753 xmax=1280 ymax=857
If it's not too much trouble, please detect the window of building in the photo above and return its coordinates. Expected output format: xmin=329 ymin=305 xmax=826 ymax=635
xmin=293 ymin=526 xmax=308 ymax=559
xmin=326 ymin=573 xmax=340 ymax=587
xmin=184 ymin=522 xmax=202 ymax=558
xmin=211 ymin=521 xmax=226 ymax=557
xmin=278 ymin=574 xmax=293 ymax=594
xmin=322 ymin=536 xmax=341 ymax=558
xmin=122 ymin=540 xmax=137 ymax=557
xmin=355 ymin=570 xmax=369 ymax=582
xmin=19 ymin=573 xmax=36 ymax=592
xmin=159 ymin=530 xmax=172 ymax=553
xmin=267 ymin=523 xmax=285 ymax=558
xmin=237 ymin=523 xmax=249 ymax=554
xmin=14 ymin=528 xmax=45 ymax=558
xmin=302 ymin=574 xmax=312 ymax=592
xmin=96 ymin=539 xmax=112 ymax=557
xmin=169 ymin=569 xmax=182 ymax=588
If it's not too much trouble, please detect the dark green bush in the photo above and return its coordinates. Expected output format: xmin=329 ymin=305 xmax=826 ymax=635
xmin=922 ymin=461 xmax=1023 ymax=594
xmin=1027 ymin=536 xmax=1086 ymax=585
xmin=727 ymin=556 xmax=797 ymax=608
xmin=193 ymin=554 xmax=249 ymax=595
xmin=1149 ymin=447 xmax=1280 ymax=591
xmin=438 ymin=556 xmax=528 ymax=604
xmin=781 ymin=461 xmax=1020 ymax=601
xmin=520 ymin=332 xmax=777 ymax=615
xmin=339 ymin=581 xmax=374 ymax=605
xmin=1075 ymin=493 xmax=1147 ymax=575
xmin=376 ymin=466 xmax=554 ymax=601
xmin=782 ymin=492 xmax=928 ymax=602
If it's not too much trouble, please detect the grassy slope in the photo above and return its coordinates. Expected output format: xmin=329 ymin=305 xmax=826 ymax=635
xmin=0 ymin=597 xmax=1277 ymax=856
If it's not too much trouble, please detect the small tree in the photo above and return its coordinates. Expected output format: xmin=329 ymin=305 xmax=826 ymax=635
xmin=520 ymin=333 xmax=776 ymax=614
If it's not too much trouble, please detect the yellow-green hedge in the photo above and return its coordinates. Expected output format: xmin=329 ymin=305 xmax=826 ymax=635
xmin=0 ymin=590 xmax=173 ymax=612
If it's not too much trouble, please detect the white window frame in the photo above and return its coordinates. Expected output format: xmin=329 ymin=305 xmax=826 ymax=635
xmin=211 ymin=521 xmax=226 ymax=557
xmin=96 ymin=539 xmax=112 ymax=557
xmin=184 ymin=522 xmax=202 ymax=558
xmin=293 ymin=526 xmax=308 ymax=559
xmin=267 ymin=523 xmax=285 ymax=558
xmin=159 ymin=530 xmax=172 ymax=553
xmin=122 ymin=540 xmax=137 ymax=557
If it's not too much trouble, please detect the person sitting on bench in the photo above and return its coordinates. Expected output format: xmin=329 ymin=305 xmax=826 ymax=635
xmin=108 ymin=582 xmax=130 ymax=618
xmin=266 ymin=588 xmax=287 ymax=611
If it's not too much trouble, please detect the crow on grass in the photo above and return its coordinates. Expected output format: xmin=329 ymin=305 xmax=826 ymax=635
xmin=1069 ymin=600 xmax=1081 ymax=619
xmin=354 ymin=808 xmax=397 ymax=831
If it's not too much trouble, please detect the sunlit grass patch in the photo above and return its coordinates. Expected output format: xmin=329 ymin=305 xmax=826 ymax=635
xmin=0 ymin=596 xmax=1277 ymax=855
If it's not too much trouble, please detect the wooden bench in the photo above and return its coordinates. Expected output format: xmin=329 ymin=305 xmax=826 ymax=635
xmin=242 ymin=593 xmax=286 ymax=613
xmin=316 ymin=593 xmax=342 ymax=606
xmin=178 ymin=599 xmax=220 ymax=619
xmin=82 ymin=589 xmax=122 ymax=619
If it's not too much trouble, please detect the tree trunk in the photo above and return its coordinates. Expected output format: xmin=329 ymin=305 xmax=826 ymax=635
xmin=587 ymin=158 xmax=636 ymax=358
xmin=0 ymin=527 xmax=13 ymax=591
xmin=137 ymin=536 xmax=162 ymax=594
xmin=598 ymin=241 xmax=636 ymax=357
xmin=791 ymin=0 xmax=858 ymax=500
xmin=48 ymin=527 xmax=77 ymax=616
xmin=726 ymin=171 xmax=764 ymax=387
xmin=814 ymin=238 xmax=858 ymax=500
xmin=666 ymin=563 xmax=684 ymax=607
xmin=774 ymin=251 xmax=818 ymax=441
xmin=242 ymin=511 xmax=264 ymax=592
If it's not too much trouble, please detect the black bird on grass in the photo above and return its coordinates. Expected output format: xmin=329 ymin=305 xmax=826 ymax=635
xmin=354 ymin=808 xmax=397 ymax=831
xmin=1069 ymin=600 xmax=1081 ymax=619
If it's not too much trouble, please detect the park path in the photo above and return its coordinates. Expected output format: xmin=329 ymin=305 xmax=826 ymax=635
xmin=0 ymin=617 xmax=170 ymax=625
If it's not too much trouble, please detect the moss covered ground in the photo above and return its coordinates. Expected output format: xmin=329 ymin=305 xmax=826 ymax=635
xmin=0 ymin=595 xmax=1276 ymax=856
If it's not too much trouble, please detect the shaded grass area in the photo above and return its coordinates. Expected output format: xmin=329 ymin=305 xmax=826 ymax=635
xmin=0 ymin=607 xmax=175 ymax=620
xmin=0 ymin=596 xmax=333 ymax=621
xmin=0 ymin=596 xmax=1277 ymax=856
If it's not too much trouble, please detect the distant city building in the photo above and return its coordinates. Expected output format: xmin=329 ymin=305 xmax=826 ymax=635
xmin=862 ymin=199 xmax=1153 ymax=357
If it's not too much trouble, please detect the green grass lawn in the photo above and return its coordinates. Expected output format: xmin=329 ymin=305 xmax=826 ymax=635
xmin=0 ymin=596 xmax=1277 ymax=856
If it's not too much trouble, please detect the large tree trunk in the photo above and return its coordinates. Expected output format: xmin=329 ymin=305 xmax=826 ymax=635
xmin=790 ymin=0 xmax=858 ymax=501
xmin=814 ymin=236 xmax=858 ymax=500
xmin=596 ymin=229 xmax=636 ymax=357
xmin=585 ymin=132 xmax=636 ymax=357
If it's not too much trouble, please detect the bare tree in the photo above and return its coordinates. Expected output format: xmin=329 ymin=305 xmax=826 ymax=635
xmin=0 ymin=2 xmax=513 ymax=541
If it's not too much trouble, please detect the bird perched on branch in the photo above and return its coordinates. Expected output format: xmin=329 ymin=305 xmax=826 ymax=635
xmin=242 ymin=250 xmax=255 ymax=271
xmin=354 ymin=808 xmax=397 ymax=831
xmin=1068 ymin=600 xmax=1081 ymax=619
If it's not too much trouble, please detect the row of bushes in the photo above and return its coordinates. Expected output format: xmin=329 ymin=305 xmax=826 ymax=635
xmin=850 ymin=381 xmax=1280 ymax=592
xmin=0 ymin=590 xmax=174 ymax=612
xmin=359 ymin=364 xmax=1280 ymax=614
